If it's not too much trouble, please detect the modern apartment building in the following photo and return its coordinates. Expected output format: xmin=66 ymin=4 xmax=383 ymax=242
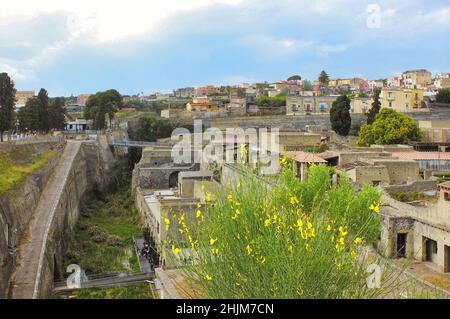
xmin=351 ymin=98 xmax=373 ymax=114
xmin=186 ymin=97 xmax=219 ymax=112
xmin=195 ymin=85 xmax=219 ymax=96
xmin=173 ymin=87 xmax=195 ymax=98
xmin=380 ymin=88 xmax=426 ymax=112
xmin=286 ymin=95 xmax=338 ymax=115
xmin=401 ymin=69 xmax=432 ymax=89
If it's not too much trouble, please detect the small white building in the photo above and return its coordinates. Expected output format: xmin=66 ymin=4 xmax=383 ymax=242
xmin=66 ymin=119 xmax=90 ymax=132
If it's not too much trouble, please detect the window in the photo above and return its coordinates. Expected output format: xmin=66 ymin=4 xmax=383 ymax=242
xmin=444 ymin=192 xmax=450 ymax=201
xmin=319 ymin=103 xmax=327 ymax=112
xmin=389 ymin=102 xmax=392 ymax=108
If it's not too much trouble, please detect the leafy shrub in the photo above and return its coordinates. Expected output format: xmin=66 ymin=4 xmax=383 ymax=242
xmin=357 ymin=109 xmax=422 ymax=146
xmin=166 ymin=164 xmax=387 ymax=298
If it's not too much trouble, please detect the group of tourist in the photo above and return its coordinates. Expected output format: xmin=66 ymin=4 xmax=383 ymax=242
xmin=139 ymin=242 xmax=157 ymax=270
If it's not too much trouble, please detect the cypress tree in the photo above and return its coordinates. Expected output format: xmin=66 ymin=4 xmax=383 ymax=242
xmin=367 ymin=88 xmax=381 ymax=125
xmin=0 ymin=73 xmax=17 ymax=141
xmin=330 ymin=94 xmax=352 ymax=136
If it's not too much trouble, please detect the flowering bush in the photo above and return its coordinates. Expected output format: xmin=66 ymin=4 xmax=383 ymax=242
xmin=165 ymin=164 xmax=387 ymax=298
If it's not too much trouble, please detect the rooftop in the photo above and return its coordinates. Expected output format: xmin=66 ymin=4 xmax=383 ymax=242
xmin=392 ymin=152 xmax=450 ymax=161
xmin=286 ymin=151 xmax=327 ymax=164
xmin=439 ymin=181 xmax=450 ymax=188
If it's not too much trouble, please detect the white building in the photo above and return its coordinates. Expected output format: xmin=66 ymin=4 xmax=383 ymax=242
xmin=66 ymin=119 xmax=90 ymax=132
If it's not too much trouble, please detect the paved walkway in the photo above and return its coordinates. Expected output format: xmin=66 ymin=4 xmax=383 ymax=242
xmin=398 ymin=260 xmax=450 ymax=292
xmin=134 ymin=237 xmax=155 ymax=273
xmin=9 ymin=141 xmax=82 ymax=299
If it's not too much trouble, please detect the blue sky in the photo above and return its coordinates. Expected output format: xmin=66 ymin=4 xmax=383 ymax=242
xmin=1 ymin=0 xmax=449 ymax=96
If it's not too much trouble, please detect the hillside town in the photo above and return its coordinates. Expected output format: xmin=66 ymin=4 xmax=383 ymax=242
xmin=1 ymin=66 xmax=449 ymax=301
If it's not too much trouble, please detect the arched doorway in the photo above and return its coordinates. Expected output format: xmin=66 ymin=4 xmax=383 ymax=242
xmin=169 ymin=171 xmax=179 ymax=188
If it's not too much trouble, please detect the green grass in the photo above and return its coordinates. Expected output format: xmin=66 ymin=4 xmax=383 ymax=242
xmin=56 ymin=282 xmax=156 ymax=299
xmin=59 ymin=173 xmax=153 ymax=299
xmin=391 ymin=191 xmax=437 ymax=203
xmin=434 ymin=173 xmax=450 ymax=183
xmin=64 ymin=180 xmax=142 ymax=275
xmin=303 ymin=145 xmax=327 ymax=153
xmin=0 ymin=149 xmax=58 ymax=194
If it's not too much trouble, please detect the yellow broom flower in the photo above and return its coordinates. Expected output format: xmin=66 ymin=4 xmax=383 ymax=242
xmin=210 ymin=237 xmax=218 ymax=245
xmin=171 ymin=245 xmax=181 ymax=254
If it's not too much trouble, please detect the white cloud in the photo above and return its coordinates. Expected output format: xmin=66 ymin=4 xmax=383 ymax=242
xmin=0 ymin=0 xmax=245 ymax=84
xmin=0 ymin=0 xmax=449 ymax=90
xmin=241 ymin=35 xmax=316 ymax=53
xmin=0 ymin=0 xmax=244 ymax=43
xmin=317 ymin=44 xmax=349 ymax=57
xmin=240 ymin=35 xmax=350 ymax=59
xmin=0 ymin=60 xmax=37 ymax=82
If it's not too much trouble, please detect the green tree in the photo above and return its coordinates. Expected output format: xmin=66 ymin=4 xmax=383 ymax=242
xmin=37 ymin=88 xmax=50 ymax=132
xmin=366 ymin=88 xmax=381 ymax=125
xmin=287 ymin=75 xmax=301 ymax=81
xmin=255 ymin=96 xmax=286 ymax=108
xmin=0 ymin=73 xmax=16 ymax=141
xmin=132 ymin=113 xmax=194 ymax=142
xmin=103 ymin=89 xmax=123 ymax=128
xmin=84 ymin=89 xmax=123 ymax=130
xmin=330 ymin=94 xmax=351 ymax=136
xmin=302 ymin=80 xmax=312 ymax=91
xmin=357 ymin=108 xmax=423 ymax=146
xmin=18 ymin=97 xmax=40 ymax=132
xmin=318 ymin=70 xmax=330 ymax=92
xmin=436 ymin=88 xmax=450 ymax=103
xmin=49 ymin=97 xmax=67 ymax=130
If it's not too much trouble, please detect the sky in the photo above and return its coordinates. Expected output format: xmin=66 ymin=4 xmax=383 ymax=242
xmin=0 ymin=0 xmax=449 ymax=96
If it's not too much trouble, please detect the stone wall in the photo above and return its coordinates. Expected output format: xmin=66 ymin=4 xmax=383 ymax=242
xmin=383 ymin=180 xmax=438 ymax=194
xmin=348 ymin=166 xmax=390 ymax=186
xmin=373 ymin=160 xmax=420 ymax=185
xmin=35 ymin=140 xmax=115 ymax=298
xmin=0 ymin=138 xmax=116 ymax=298
xmin=206 ymin=109 xmax=450 ymax=131
xmin=137 ymin=165 xmax=198 ymax=189
xmin=0 ymin=142 xmax=63 ymax=298
xmin=381 ymin=192 xmax=450 ymax=272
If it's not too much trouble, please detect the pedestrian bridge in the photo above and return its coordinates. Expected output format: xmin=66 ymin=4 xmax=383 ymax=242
xmin=53 ymin=271 xmax=155 ymax=293
xmin=108 ymin=139 xmax=172 ymax=148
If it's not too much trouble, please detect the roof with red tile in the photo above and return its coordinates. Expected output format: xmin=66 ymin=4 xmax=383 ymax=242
xmin=286 ymin=151 xmax=327 ymax=163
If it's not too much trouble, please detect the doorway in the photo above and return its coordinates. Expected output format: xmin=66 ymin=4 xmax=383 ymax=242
xmin=424 ymin=238 xmax=438 ymax=263
xmin=396 ymin=233 xmax=407 ymax=258
xmin=168 ymin=171 xmax=179 ymax=188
